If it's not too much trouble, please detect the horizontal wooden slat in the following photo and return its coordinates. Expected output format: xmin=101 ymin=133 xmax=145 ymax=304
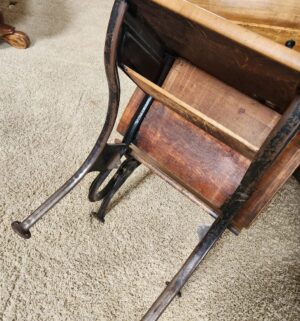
xmin=124 ymin=62 xmax=280 ymax=159
xmin=161 ymin=59 xmax=281 ymax=156
xmin=187 ymin=0 xmax=300 ymax=27
xmin=124 ymin=65 xmax=257 ymax=158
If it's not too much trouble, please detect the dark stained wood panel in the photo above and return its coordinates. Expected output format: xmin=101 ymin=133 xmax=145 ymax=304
xmin=136 ymin=101 xmax=251 ymax=208
xmin=117 ymin=88 xmax=300 ymax=230
xmin=126 ymin=130 xmax=300 ymax=232
xmin=128 ymin=143 xmax=221 ymax=216
xmin=128 ymin=0 xmax=300 ymax=112
xmin=119 ymin=93 xmax=251 ymax=209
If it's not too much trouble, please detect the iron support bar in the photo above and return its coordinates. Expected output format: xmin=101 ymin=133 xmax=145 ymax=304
xmin=122 ymin=54 xmax=174 ymax=146
xmin=88 ymin=55 xmax=174 ymax=221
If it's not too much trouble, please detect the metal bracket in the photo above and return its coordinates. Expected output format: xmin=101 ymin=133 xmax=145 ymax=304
xmin=89 ymin=143 xmax=127 ymax=173
xmin=90 ymin=157 xmax=140 ymax=222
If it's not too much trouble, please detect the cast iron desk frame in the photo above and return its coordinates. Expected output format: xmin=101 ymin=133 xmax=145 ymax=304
xmin=11 ymin=1 xmax=300 ymax=320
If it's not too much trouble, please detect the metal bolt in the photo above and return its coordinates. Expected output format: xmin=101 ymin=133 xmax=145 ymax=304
xmin=285 ymin=39 xmax=296 ymax=49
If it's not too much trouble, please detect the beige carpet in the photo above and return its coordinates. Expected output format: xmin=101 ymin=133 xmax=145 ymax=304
xmin=0 ymin=1 xmax=299 ymax=320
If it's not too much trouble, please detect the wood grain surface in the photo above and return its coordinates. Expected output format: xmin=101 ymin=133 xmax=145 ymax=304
xmin=187 ymin=0 xmax=300 ymax=51
xmin=118 ymin=1 xmax=300 ymax=230
xmin=128 ymin=0 xmax=300 ymax=112
xmin=133 ymin=99 xmax=251 ymax=209
xmin=124 ymin=59 xmax=281 ymax=159
xmin=118 ymin=86 xmax=299 ymax=230
xmin=128 ymin=133 xmax=300 ymax=232
xmin=118 ymin=82 xmax=252 ymax=211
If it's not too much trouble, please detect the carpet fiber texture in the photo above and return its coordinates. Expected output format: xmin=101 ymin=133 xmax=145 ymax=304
xmin=0 ymin=1 xmax=299 ymax=320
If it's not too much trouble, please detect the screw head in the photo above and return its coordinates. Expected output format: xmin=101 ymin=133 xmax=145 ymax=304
xmin=285 ymin=39 xmax=296 ymax=48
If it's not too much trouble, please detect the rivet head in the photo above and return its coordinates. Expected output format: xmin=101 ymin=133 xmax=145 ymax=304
xmin=285 ymin=39 xmax=296 ymax=49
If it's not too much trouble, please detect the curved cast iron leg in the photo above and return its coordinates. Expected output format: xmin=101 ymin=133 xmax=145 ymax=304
xmin=90 ymin=157 xmax=140 ymax=222
xmin=11 ymin=0 xmax=128 ymax=239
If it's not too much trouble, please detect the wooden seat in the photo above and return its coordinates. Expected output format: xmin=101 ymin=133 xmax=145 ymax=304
xmin=119 ymin=88 xmax=252 ymax=211
xmin=118 ymin=58 xmax=299 ymax=231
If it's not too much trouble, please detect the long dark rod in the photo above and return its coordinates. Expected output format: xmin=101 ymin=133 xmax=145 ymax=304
xmin=11 ymin=0 xmax=128 ymax=239
xmin=141 ymin=97 xmax=300 ymax=321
